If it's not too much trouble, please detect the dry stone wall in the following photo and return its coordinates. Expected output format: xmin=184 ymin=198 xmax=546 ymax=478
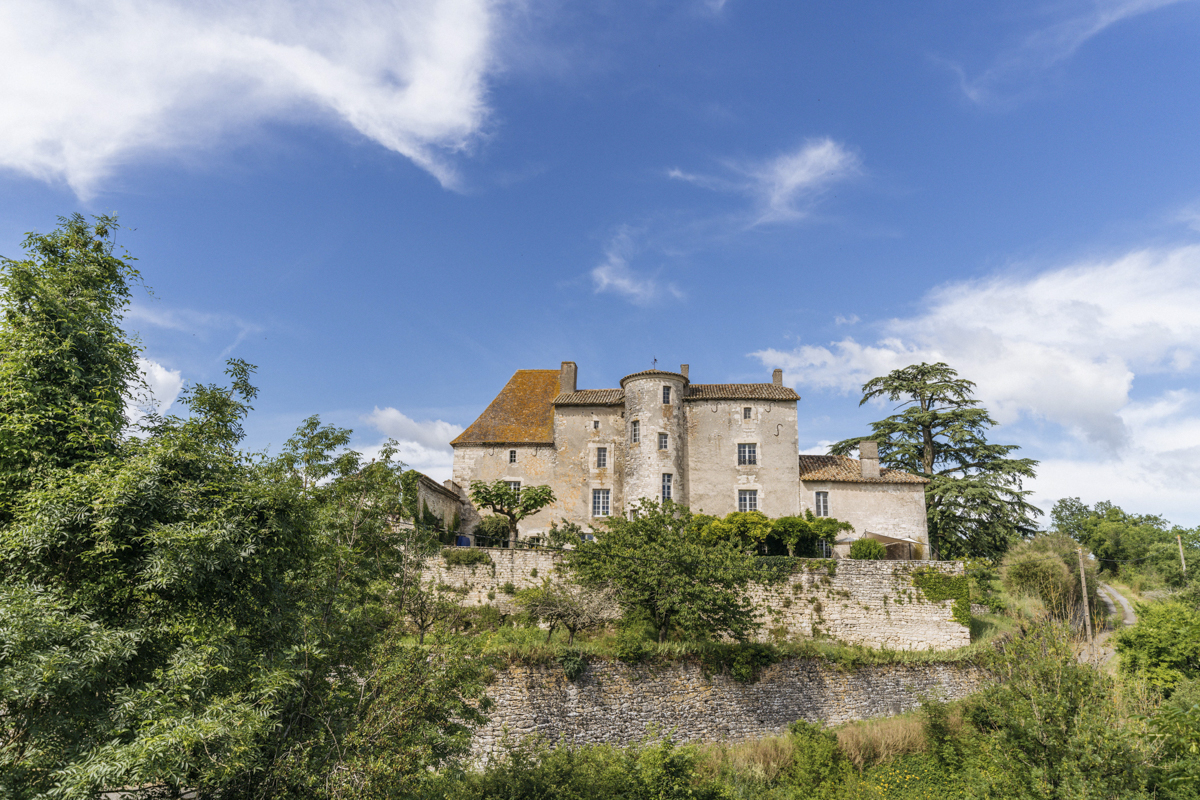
xmin=474 ymin=658 xmax=986 ymax=757
xmin=429 ymin=550 xmax=970 ymax=651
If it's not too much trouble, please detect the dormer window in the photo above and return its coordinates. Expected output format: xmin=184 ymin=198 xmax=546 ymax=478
xmin=509 ymin=449 xmax=517 ymax=463
xmin=662 ymin=386 xmax=671 ymax=404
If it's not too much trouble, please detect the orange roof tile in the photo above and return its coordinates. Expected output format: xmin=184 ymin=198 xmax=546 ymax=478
xmin=451 ymin=370 xmax=559 ymax=445
xmin=798 ymin=454 xmax=929 ymax=484
xmin=553 ymin=389 xmax=625 ymax=405
xmin=685 ymin=384 xmax=800 ymax=401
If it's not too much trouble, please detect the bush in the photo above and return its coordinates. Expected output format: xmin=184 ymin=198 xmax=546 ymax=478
xmin=475 ymin=514 xmax=512 ymax=546
xmin=1001 ymin=533 xmax=1103 ymax=627
xmin=442 ymin=547 xmax=493 ymax=567
xmin=1115 ymin=599 xmax=1200 ymax=691
xmin=849 ymin=539 xmax=886 ymax=560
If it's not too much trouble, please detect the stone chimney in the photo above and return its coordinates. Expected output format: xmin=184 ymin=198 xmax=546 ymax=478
xmin=772 ymin=368 xmax=783 ymax=386
xmin=859 ymin=440 xmax=880 ymax=479
xmin=680 ymin=364 xmax=689 ymax=380
xmin=560 ymin=361 xmax=577 ymax=394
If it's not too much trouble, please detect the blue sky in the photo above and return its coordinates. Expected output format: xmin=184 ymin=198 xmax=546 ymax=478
xmin=2 ymin=0 xmax=1200 ymax=525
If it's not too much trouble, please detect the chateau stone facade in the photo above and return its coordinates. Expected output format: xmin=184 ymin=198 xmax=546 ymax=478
xmin=451 ymin=362 xmax=929 ymax=556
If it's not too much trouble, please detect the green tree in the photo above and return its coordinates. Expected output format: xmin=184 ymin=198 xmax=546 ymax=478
xmin=0 ymin=214 xmax=143 ymax=521
xmin=831 ymin=362 xmax=1038 ymax=559
xmin=567 ymin=499 xmax=759 ymax=643
xmin=771 ymin=512 xmax=852 ymax=557
xmin=1115 ymin=599 xmax=1200 ymax=691
xmin=849 ymin=538 xmax=886 ymax=560
xmin=697 ymin=510 xmax=773 ymax=552
xmin=468 ymin=479 xmax=555 ymax=546
xmin=515 ymin=578 xmax=619 ymax=644
xmin=1052 ymin=497 xmax=1197 ymax=585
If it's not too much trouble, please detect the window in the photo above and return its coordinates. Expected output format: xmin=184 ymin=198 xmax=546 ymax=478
xmin=596 ymin=447 xmax=607 ymax=468
xmin=814 ymin=491 xmax=829 ymax=517
xmin=506 ymin=481 xmax=521 ymax=495
xmin=592 ymin=488 xmax=611 ymax=517
xmin=631 ymin=420 xmax=640 ymax=443
xmin=593 ymin=420 xmax=600 ymax=430
xmin=743 ymin=407 xmax=752 ymax=419
xmin=662 ymin=385 xmax=671 ymax=404
xmin=662 ymin=473 xmax=672 ymax=501
xmin=508 ymin=449 xmax=517 ymax=463
xmin=737 ymin=443 xmax=757 ymax=465
xmin=817 ymin=540 xmax=833 ymax=559
xmin=738 ymin=489 xmax=758 ymax=512
xmin=658 ymin=432 xmax=669 ymax=450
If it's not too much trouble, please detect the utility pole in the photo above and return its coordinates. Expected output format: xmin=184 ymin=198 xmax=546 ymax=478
xmin=1179 ymin=534 xmax=1188 ymax=578
xmin=1077 ymin=547 xmax=1094 ymax=655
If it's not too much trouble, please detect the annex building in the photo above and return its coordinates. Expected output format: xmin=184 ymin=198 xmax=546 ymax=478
xmin=449 ymin=362 xmax=930 ymax=557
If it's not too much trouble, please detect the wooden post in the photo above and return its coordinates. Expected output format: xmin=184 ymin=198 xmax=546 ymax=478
xmin=1077 ymin=547 xmax=1094 ymax=652
xmin=1179 ymin=534 xmax=1188 ymax=577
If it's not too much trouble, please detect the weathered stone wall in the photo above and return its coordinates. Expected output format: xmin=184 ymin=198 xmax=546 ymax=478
xmin=416 ymin=475 xmax=464 ymax=532
xmin=428 ymin=550 xmax=970 ymax=651
xmin=474 ymin=658 xmax=986 ymax=757
xmin=452 ymin=444 xmax=562 ymax=539
xmin=622 ymin=373 xmax=689 ymax=513
xmin=800 ymin=480 xmax=929 ymax=555
xmin=551 ymin=405 xmax=625 ymax=526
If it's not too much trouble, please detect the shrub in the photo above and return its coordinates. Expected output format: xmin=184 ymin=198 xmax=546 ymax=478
xmin=1001 ymin=533 xmax=1103 ymax=627
xmin=559 ymin=650 xmax=588 ymax=680
xmin=474 ymin=514 xmax=512 ymax=546
xmin=1115 ymin=599 xmax=1200 ymax=691
xmin=849 ymin=539 xmax=886 ymax=560
xmin=442 ymin=547 xmax=493 ymax=567
xmin=785 ymin=720 xmax=853 ymax=790
xmin=501 ymin=581 xmax=516 ymax=595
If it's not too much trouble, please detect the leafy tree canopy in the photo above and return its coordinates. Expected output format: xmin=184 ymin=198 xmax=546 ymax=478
xmin=696 ymin=510 xmax=850 ymax=557
xmin=830 ymin=362 xmax=1038 ymax=559
xmin=567 ymin=499 xmax=759 ymax=643
xmin=468 ymin=479 xmax=555 ymax=545
xmin=1052 ymin=497 xmax=1197 ymax=584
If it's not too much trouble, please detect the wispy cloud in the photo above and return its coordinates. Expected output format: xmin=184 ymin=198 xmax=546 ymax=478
xmin=590 ymin=230 xmax=683 ymax=305
xmin=670 ymin=138 xmax=861 ymax=225
xmin=0 ymin=0 xmax=500 ymax=197
xmin=364 ymin=406 xmax=463 ymax=480
xmin=126 ymin=303 xmax=262 ymax=359
xmin=754 ymin=243 xmax=1200 ymax=523
xmin=950 ymin=0 xmax=1189 ymax=106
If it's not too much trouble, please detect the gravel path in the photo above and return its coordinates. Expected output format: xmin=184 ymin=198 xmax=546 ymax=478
xmin=1084 ymin=583 xmax=1137 ymax=666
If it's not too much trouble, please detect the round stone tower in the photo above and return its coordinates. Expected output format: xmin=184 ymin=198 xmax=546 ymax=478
xmin=620 ymin=368 xmax=688 ymax=513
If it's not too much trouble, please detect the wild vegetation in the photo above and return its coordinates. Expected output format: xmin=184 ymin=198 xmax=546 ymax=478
xmin=3 ymin=216 xmax=1199 ymax=798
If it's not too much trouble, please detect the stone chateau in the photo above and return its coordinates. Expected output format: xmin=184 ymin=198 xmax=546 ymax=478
xmin=445 ymin=362 xmax=931 ymax=558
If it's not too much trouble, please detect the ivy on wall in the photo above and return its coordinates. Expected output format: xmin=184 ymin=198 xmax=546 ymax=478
xmin=910 ymin=568 xmax=971 ymax=628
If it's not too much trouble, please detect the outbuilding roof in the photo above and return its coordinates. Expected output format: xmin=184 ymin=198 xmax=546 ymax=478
xmin=798 ymin=454 xmax=929 ymax=484
xmin=451 ymin=370 xmax=559 ymax=445
xmin=685 ymin=384 xmax=801 ymax=401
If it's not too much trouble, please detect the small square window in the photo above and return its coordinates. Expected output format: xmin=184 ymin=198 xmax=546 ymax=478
xmin=631 ymin=420 xmax=640 ymax=443
xmin=737 ymin=443 xmax=757 ymax=465
xmin=509 ymin=449 xmax=517 ymax=463
xmin=815 ymin=491 xmax=829 ymax=517
xmin=592 ymin=488 xmax=611 ymax=517
xmin=596 ymin=447 xmax=607 ymax=468
xmin=658 ymin=432 xmax=669 ymax=450
xmin=507 ymin=481 xmax=522 ymax=495
xmin=593 ymin=420 xmax=600 ymax=429
xmin=662 ymin=386 xmax=671 ymax=404
xmin=743 ymin=407 xmax=752 ymax=419
xmin=662 ymin=473 xmax=673 ymax=501
xmin=738 ymin=489 xmax=758 ymax=512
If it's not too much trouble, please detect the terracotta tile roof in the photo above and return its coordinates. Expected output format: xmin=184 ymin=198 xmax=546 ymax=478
xmin=798 ymin=454 xmax=929 ymax=484
xmin=451 ymin=370 xmax=559 ymax=445
xmin=619 ymin=369 xmax=688 ymax=386
xmin=553 ymin=388 xmax=625 ymax=405
xmin=685 ymin=384 xmax=801 ymax=401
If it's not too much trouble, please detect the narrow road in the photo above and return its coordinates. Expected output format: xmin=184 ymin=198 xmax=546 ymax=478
xmin=1085 ymin=583 xmax=1137 ymax=666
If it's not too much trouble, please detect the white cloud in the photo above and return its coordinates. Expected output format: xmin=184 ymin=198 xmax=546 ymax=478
xmin=670 ymin=138 xmax=861 ymax=225
xmin=364 ymin=406 xmax=463 ymax=480
xmin=126 ymin=356 xmax=183 ymax=429
xmin=754 ymin=244 xmax=1200 ymax=523
xmin=952 ymin=0 xmax=1189 ymax=106
xmin=590 ymin=232 xmax=683 ymax=305
xmin=0 ymin=0 xmax=499 ymax=196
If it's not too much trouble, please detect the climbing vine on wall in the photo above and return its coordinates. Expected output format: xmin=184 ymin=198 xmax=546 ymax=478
xmin=910 ymin=568 xmax=971 ymax=628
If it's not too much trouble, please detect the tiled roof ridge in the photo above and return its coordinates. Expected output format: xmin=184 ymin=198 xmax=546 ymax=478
xmin=553 ymin=388 xmax=625 ymax=405
xmin=685 ymin=383 xmax=801 ymax=401
xmin=619 ymin=369 xmax=689 ymax=387
xmin=798 ymin=453 xmax=929 ymax=485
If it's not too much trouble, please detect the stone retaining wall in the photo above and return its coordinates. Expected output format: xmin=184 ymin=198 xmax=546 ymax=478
xmin=474 ymin=658 xmax=986 ymax=757
xmin=430 ymin=551 xmax=971 ymax=651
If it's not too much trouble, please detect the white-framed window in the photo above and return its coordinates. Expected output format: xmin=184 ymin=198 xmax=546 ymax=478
xmin=737 ymin=443 xmax=757 ymax=465
xmin=738 ymin=489 xmax=758 ymax=512
xmin=814 ymin=491 xmax=829 ymax=517
xmin=631 ymin=420 xmax=640 ymax=443
xmin=592 ymin=488 xmax=611 ymax=517
xmin=509 ymin=449 xmax=517 ymax=463
xmin=662 ymin=385 xmax=671 ymax=404
xmin=506 ymin=481 xmax=521 ymax=495
xmin=596 ymin=447 xmax=607 ymax=468
xmin=817 ymin=540 xmax=833 ymax=559
xmin=743 ymin=407 xmax=752 ymax=419
xmin=658 ymin=432 xmax=669 ymax=450
xmin=662 ymin=473 xmax=672 ymax=501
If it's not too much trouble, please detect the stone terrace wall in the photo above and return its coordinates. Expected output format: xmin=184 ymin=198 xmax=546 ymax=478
xmin=474 ymin=659 xmax=986 ymax=757
xmin=429 ymin=550 xmax=970 ymax=650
